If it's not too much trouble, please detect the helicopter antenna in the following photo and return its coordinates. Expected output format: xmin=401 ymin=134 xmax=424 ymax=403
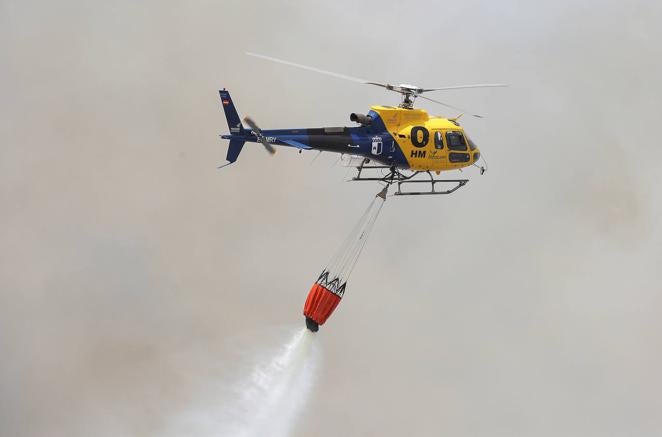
xmin=246 ymin=52 xmax=506 ymax=111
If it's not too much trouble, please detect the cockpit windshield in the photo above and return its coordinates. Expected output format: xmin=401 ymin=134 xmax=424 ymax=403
xmin=446 ymin=131 xmax=467 ymax=151
xmin=466 ymin=135 xmax=478 ymax=151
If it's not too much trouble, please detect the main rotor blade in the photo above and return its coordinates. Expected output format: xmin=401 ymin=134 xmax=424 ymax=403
xmin=246 ymin=52 xmax=506 ymax=110
xmin=243 ymin=116 xmax=276 ymax=154
xmin=365 ymin=81 xmax=395 ymax=91
xmin=246 ymin=52 xmax=377 ymax=85
xmin=421 ymin=84 xmax=508 ymax=92
xmin=418 ymin=95 xmax=485 ymax=118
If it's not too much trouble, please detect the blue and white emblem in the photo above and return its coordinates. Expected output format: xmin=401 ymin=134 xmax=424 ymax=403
xmin=371 ymin=136 xmax=383 ymax=155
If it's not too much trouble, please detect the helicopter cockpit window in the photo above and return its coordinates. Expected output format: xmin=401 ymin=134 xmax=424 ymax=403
xmin=446 ymin=132 xmax=467 ymax=151
xmin=434 ymin=131 xmax=444 ymax=149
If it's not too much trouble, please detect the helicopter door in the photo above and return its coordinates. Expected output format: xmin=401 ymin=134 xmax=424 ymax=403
xmin=371 ymin=136 xmax=383 ymax=155
xmin=433 ymin=131 xmax=444 ymax=149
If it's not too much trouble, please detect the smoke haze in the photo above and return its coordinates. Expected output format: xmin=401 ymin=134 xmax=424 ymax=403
xmin=1 ymin=0 xmax=661 ymax=436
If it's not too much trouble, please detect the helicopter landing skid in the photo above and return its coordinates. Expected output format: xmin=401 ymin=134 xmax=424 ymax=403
xmin=351 ymin=162 xmax=469 ymax=196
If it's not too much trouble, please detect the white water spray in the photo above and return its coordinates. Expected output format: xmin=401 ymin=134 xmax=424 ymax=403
xmin=235 ymin=328 xmax=318 ymax=437
xmin=168 ymin=327 xmax=319 ymax=437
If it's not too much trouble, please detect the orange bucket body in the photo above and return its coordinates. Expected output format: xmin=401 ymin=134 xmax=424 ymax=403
xmin=303 ymin=281 xmax=343 ymax=332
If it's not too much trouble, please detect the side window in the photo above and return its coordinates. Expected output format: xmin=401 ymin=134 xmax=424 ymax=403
xmin=449 ymin=152 xmax=471 ymax=163
xmin=446 ymin=132 xmax=467 ymax=151
xmin=434 ymin=131 xmax=444 ymax=149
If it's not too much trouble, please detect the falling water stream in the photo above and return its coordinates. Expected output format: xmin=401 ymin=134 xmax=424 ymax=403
xmin=167 ymin=327 xmax=320 ymax=437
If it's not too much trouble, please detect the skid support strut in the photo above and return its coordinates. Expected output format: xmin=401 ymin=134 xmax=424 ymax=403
xmin=351 ymin=159 xmax=468 ymax=196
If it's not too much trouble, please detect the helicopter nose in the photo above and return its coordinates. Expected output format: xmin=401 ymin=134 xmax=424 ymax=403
xmin=466 ymin=136 xmax=480 ymax=162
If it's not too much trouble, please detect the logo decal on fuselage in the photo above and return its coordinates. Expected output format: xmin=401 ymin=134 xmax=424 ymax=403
xmin=371 ymin=136 xmax=383 ymax=155
xmin=411 ymin=126 xmax=429 ymax=148
xmin=429 ymin=149 xmax=444 ymax=160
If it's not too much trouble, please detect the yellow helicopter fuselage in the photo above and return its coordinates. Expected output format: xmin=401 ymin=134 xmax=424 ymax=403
xmin=371 ymin=105 xmax=480 ymax=172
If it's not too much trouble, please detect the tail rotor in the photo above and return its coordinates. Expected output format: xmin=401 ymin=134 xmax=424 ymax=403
xmin=243 ymin=116 xmax=276 ymax=155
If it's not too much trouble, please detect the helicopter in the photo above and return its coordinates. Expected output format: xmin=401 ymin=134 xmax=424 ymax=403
xmin=219 ymin=53 xmax=506 ymax=195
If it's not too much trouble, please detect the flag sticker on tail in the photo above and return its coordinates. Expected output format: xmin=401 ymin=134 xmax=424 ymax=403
xmin=219 ymin=89 xmax=244 ymax=134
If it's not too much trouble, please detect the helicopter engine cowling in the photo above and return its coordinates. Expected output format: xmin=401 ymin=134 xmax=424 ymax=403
xmin=350 ymin=113 xmax=372 ymax=126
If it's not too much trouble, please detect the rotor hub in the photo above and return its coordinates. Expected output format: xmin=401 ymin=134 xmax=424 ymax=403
xmin=391 ymin=84 xmax=423 ymax=109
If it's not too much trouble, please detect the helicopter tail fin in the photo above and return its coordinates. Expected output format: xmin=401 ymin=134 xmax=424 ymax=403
xmin=218 ymin=89 xmax=247 ymax=167
xmin=219 ymin=89 xmax=245 ymax=135
xmin=224 ymin=138 xmax=245 ymax=164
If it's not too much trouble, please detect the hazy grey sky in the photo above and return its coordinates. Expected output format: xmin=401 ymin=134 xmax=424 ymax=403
xmin=2 ymin=1 xmax=661 ymax=436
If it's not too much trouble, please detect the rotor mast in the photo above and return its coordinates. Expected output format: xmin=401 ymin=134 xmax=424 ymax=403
xmin=401 ymin=93 xmax=416 ymax=109
xmin=394 ymin=85 xmax=422 ymax=109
